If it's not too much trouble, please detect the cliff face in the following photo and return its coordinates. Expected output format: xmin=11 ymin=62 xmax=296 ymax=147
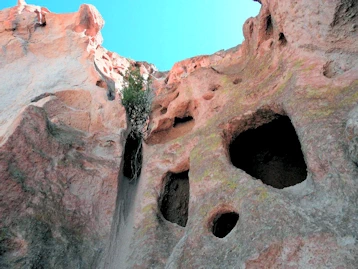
xmin=0 ymin=0 xmax=358 ymax=268
xmin=0 ymin=2 xmax=129 ymax=268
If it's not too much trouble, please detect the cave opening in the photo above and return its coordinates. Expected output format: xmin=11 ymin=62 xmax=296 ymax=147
xmin=173 ymin=116 xmax=194 ymax=127
xmin=229 ymin=115 xmax=307 ymax=189
xmin=212 ymin=212 xmax=239 ymax=238
xmin=123 ymin=135 xmax=142 ymax=180
xmin=159 ymin=171 xmax=189 ymax=227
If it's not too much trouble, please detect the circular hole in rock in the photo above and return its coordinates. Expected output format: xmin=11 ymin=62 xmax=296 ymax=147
xmin=229 ymin=115 xmax=307 ymax=189
xmin=212 ymin=212 xmax=239 ymax=238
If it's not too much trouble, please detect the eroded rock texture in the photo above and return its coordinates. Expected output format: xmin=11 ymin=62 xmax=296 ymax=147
xmin=0 ymin=0 xmax=358 ymax=268
xmin=0 ymin=1 xmax=150 ymax=267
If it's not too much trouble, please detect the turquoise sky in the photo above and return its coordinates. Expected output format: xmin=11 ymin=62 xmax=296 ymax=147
xmin=0 ymin=1 xmax=261 ymax=70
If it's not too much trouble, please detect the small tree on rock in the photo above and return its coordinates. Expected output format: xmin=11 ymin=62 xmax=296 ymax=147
xmin=121 ymin=67 xmax=153 ymax=181
xmin=121 ymin=67 xmax=152 ymax=139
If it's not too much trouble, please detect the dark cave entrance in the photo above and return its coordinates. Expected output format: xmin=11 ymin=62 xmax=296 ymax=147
xmin=212 ymin=212 xmax=239 ymax=238
xmin=173 ymin=116 xmax=194 ymax=127
xmin=159 ymin=171 xmax=189 ymax=227
xmin=123 ymin=135 xmax=142 ymax=179
xmin=229 ymin=115 xmax=307 ymax=189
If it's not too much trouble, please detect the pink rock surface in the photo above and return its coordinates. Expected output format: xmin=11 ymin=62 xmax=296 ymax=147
xmin=125 ymin=0 xmax=358 ymax=268
xmin=0 ymin=2 xmax=131 ymax=267
xmin=0 ymin=0 xmax=358 ymax=268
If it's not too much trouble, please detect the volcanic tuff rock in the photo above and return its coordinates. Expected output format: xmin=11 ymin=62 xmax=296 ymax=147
xmin=0 ymin=0 xmax=358 ymax=268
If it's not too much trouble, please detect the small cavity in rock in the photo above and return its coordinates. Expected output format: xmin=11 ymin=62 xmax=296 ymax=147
xmin=159 ymin=171 xmax=189 ymax=227
xmin=233 ymin=78 xmax=242 ymax=85
xmin=279 ymin=32 xmax=287 ymax=46
xmin=212 ymin=212 xmax=239 ymax=238
xmin=160 ymin=107 xmax=168 ymax=115
xmin=209 ymin=85 xmax=220 ymax=92
xmin=173 ymin=116 xmax=194 ymax=127
xmin=96 ymin=80 xmax=106 ymax=88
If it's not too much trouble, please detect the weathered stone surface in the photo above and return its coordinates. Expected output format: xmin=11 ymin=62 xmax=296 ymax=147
xmin=346 ymin=105 xmax=358 ymax=166
xmin=0 ymin=2 xmax=130 ymax=267
xmin=1 ymin=0 xmax=358 ymax=268
xmin=124 ymin=0 xmax=358 ymax=268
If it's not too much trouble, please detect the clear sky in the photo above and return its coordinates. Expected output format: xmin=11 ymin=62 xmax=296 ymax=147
xmin=0 ymin=1 xmax=261 ymax=71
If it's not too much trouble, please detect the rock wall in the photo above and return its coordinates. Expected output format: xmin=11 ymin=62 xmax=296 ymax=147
xmin=0 ymin=1 xmax=137 ymax=267
xmin=1 ymin=0 xmax=358 ymax=268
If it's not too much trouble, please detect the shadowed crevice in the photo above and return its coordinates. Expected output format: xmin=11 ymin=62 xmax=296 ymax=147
xmin=123 ymin=135 xmax=142 ymax=180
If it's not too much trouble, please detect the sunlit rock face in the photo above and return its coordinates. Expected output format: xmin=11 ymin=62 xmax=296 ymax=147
xmin=0 ymin=1 xmax=150 ymax=268
xmin=1 ymin=0 xmax=358 ymax=268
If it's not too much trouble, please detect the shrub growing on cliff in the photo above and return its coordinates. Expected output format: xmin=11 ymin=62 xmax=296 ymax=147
xmin=121 ymin=67 xmax=153 ymax=181
xmin=121 ymin=67 xmax=153 ymax=139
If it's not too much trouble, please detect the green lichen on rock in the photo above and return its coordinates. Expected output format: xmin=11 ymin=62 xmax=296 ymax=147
xmin=142 ymin=203 xmax=156 ymax=215
xmin=338 ymin=80 xmax=358 ymax=106
xmin=189 ymin=134 xmax=224 ymax=183
xmin=274 ymin=71 xmax=294 ymax=96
